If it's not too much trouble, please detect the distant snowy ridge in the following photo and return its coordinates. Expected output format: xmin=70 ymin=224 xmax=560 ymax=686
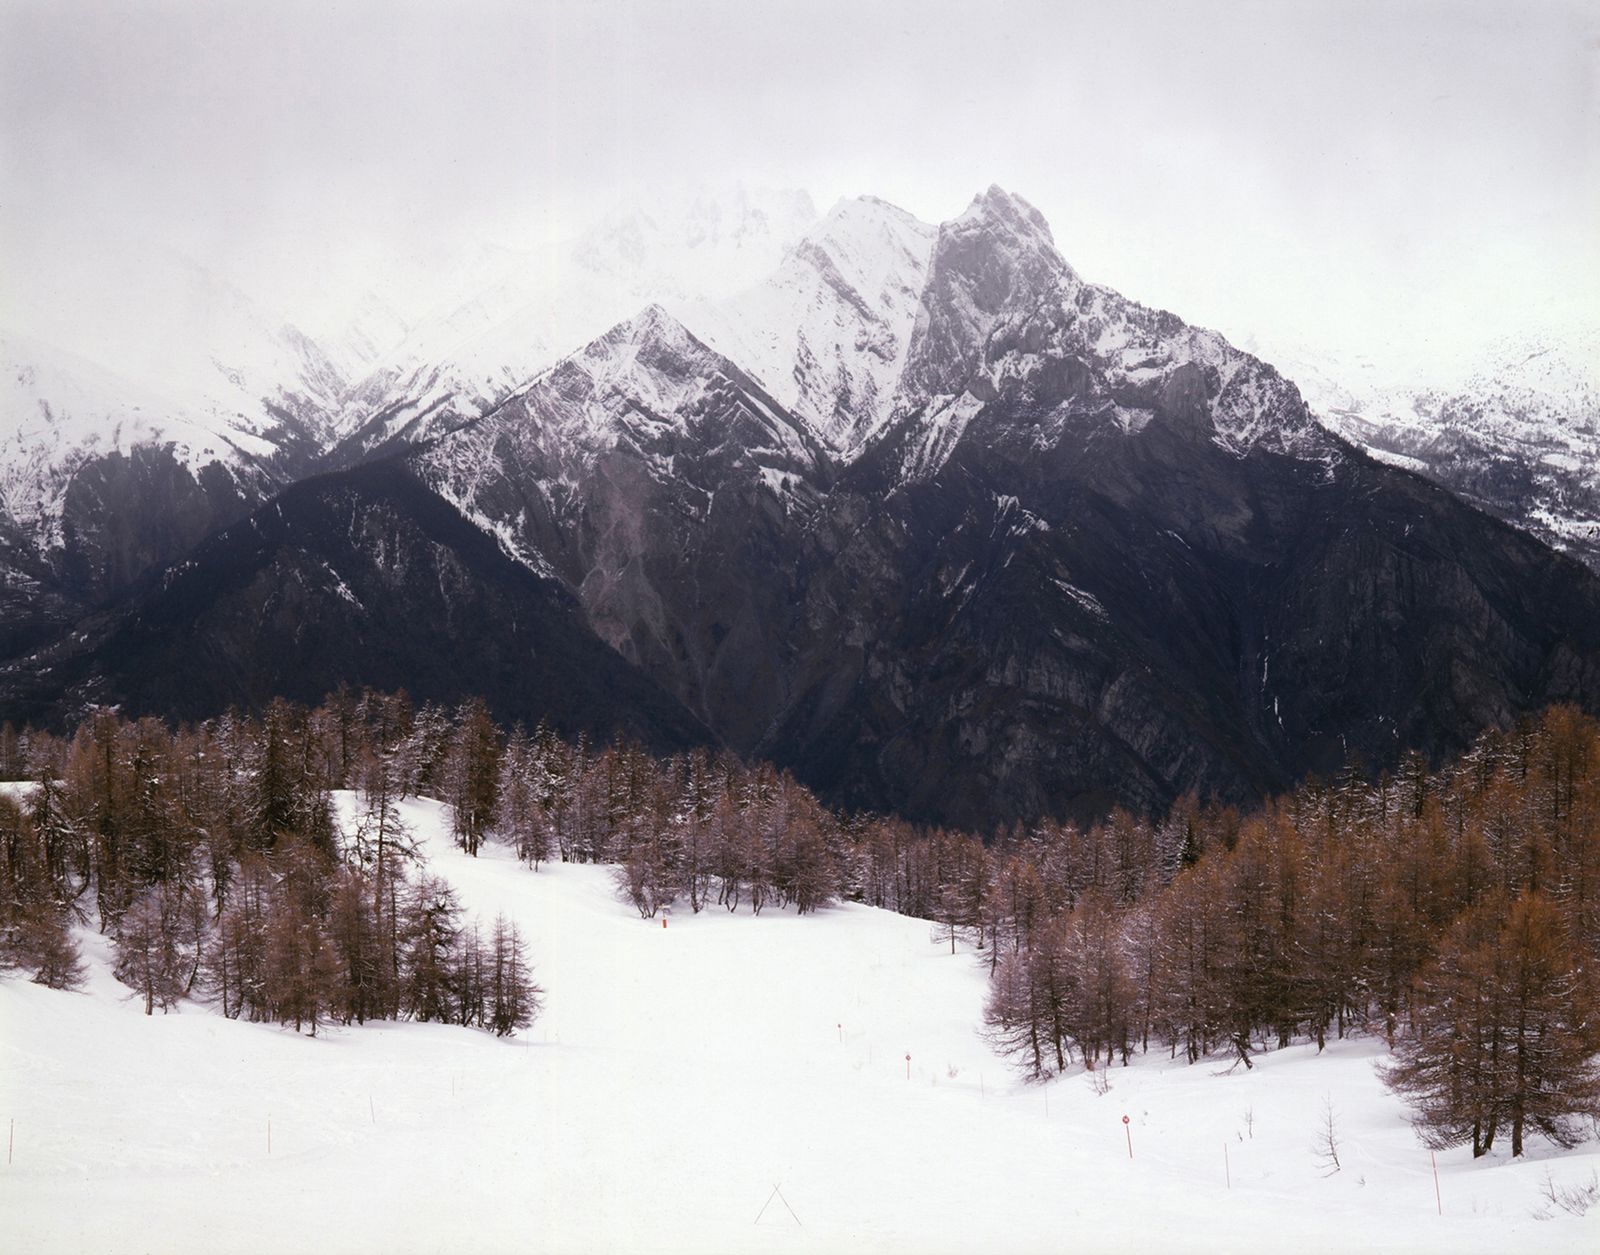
xmin=1260 ymin=322 xmax=1600 ymax=569
xmin=0 ymin=187 xmax=822 ymax=607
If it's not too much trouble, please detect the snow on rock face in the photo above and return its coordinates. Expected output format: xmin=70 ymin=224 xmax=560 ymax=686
xmin=414 ymin=304 xmax=827 ymax=579
xmin=881 ymin=186 xmax=1334 ymax=486
xmin=427 ymin=305 xmax=820 ymax=482
xmin=895 ymin=185 xmax=1076 ymax=411
xmin=684 ymin=196 xmax=938 ymax=456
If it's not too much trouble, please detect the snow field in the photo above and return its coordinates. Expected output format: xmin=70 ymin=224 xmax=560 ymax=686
xmin=3 ymin=795 xmax=1597 ymax=1253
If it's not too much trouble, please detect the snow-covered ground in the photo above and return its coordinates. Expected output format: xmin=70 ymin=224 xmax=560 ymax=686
xmin=3 ymin=796 xmax=1596 ymax=1253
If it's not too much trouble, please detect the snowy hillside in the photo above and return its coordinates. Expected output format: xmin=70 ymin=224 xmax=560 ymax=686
xmin=0 ymin=186 xmax=820 ymax=589
xmin=3 ymin=794 xmax=1595 ymax=1255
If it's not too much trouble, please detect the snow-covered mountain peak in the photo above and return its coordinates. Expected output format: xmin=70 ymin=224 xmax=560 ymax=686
xmin=874 ymin=189 xmax=1338 ymax=485
xmin=682 ymin=195 xmax=937 ymax=455
xmin=566 ymin=303 xmax=726 ymax=414
xmin=944 ymin=184 xmax=1071 ymax=285
xmin=787 ymin=197 xmax=938 ymax=329
xmin=412 ymin=298 xmax=827 ymax=586
xmin=822 ymin=192 xmax=933 ymax=237
xmin=586 ymin=301 xmax=714 ymax=366
xmin=954 ymin=184 xmax=1058 ymax=246
xmin=894 ymin=188 xmax=1078 ymax=410
xmin=497 ymin=301 xmax=815 ymax=468
xmin=606 ymin=301 xmax=696 ymax=349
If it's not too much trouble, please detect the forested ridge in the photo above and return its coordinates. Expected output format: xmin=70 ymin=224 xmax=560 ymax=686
xmin=1 ymin=691 xmax=1597 ymax=1157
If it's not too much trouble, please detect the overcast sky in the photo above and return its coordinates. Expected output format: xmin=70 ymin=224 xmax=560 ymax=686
xmin=4 ymin=0 xmax=1596 ymax=374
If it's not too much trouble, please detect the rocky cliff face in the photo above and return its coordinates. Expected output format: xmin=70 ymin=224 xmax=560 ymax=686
xmin=770 ymin=395 xmax=1600 ymax=827
xmin=0 ymin=460 xmax=711 ymax=750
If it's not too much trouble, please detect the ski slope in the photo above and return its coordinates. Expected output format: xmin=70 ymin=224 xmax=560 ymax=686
xmin=3 ymin=796 xmax=1596 ymax=1253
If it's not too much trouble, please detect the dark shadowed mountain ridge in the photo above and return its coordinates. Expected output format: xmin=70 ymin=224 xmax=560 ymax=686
xmin=0 ymin=459 xmax=712 ymax=751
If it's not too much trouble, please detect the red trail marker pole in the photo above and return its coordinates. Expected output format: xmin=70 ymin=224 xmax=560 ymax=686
xmin=1123 ymin=1114 xmax=1133 ymax=1159
xmin=905 ymin=1053 xmax=911 ymax=1080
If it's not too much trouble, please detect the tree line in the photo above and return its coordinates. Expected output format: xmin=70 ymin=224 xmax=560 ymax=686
xmin=0 ymin=697 xmax=539 ymax=1037
xmin=1 ymin=691 xmax=1597 ymax=1155
xmin=975 ymin=708 xmax=1600 ymax=1159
